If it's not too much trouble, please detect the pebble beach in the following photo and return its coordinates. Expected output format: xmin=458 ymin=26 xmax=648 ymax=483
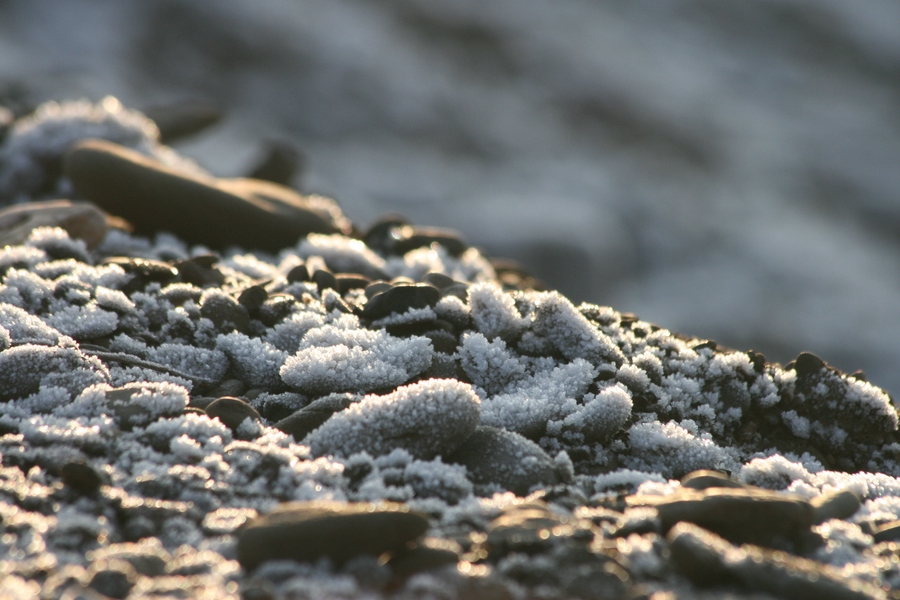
xmin=0 ymin=99 xmax=900 ymax=599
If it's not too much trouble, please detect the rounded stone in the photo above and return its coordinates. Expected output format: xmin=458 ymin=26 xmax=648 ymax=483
xmin=274 ymin=393 xmax=359 ymax=442
xmin=680 ymin=470 xmax=746 ymax=491
xmin=238 ymin=285 xmax=268 ymax=312
xmin=447 ymin=426 xmax=560 ymax=497
xmin=60 ymin=461 xmax=103 ymax=495
xmin=811 ymin=489 xmax=861 ymax=524
xmin=303 ymin=379 xmax=480 ymax=460
xmin=65 ymin=139 xmax=349 ymax=252
xmin=0 ymin=199 xmax=109 ymax=249
xmin=205 ymin=397 xmax=261 ymax=434
xmin=236 ymin=501 xmax=429 ymax=571
xmin=362 ymin=284 xmax=442 ymax=320
xmin=200 ymin=293 xmax=250 ymax=333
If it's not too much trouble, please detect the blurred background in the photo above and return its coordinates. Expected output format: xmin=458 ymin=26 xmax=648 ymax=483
xmin=1 ymin=0 xmax=899 ymax=394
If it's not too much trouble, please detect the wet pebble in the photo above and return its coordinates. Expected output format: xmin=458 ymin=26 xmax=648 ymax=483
xmin=236 ymin=500 xmax=429 ymax=571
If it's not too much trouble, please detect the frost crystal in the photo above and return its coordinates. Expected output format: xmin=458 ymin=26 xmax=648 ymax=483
xmin=304 ymin=379 xmax=481 ymax=460
xmin=280 ymin=325 xmax=433 ymax=395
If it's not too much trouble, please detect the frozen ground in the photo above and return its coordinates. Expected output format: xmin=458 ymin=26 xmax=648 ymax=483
xmin=1 ymin=0 xmax=899 ymax=396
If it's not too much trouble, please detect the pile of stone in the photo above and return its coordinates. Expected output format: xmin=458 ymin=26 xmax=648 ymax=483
xmin=1 ymin=99 xmax=900 ymax=600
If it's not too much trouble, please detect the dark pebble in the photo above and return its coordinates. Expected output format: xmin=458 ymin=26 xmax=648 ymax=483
xmin=873 ymin=520 xmax=900 ymax=543
xmin=811 ymin=490 xmax=861 ymax=524
xmin=238 ymin=285 xmax=268 ymax=312
xmin=312 ymin=269 xmax=338 ymax=292
xmin=447 ymin=426 xmax=560 ymax=496
xmin=364 ymin=281 xmax=392 ymax=299
xmin=65 ymin=139 xmax=348 ymax=252
xmin=794 ymin=351 xmax=826 ymax=376
xmin=0 ymin=199 xmax=109 ymax=249
xmin=141 ymin=98 xmax=222 ymax=144
xmin=668 ymin=522 xmax=880 ymax=599
xmin=387 ymin=537 xmax=461 ymax=579
xmin=258 ymin=294 xmax=296 ymax=326
xmin=236 ymin=501 xmax=429 ymax=571
xmin=274 ymin=393 xmax=358 ymax=441
xmin=363 ymin=214 xmax=411 ymax=254
xmin=336 ymin=274 xmax=372 ymax=294
xmin=247 ymin=138 xmax=305 ymax=186
xmin=286 ymin=263 xmax=310 ymax=283
xmin=424 ymin=329 xmax=459 ymax=354
xmin=680 ymin=470 xmax=747 ymax=491
xmin=60 ymin=461 xmax=104 ymax=495
xmin=87 ymin=559 xmax=137 ymax=600
xmin=422 ymin=272 xmax=456 ymax=290
xmin=392 ymin=226 xmax=468 ymax=257
xmin=362 ymin=284 xmax=442 ymax=320
xmin=205 ymin=397 xmax=262 ymax=435
xmin=200 ymin=292 xmax=250 ymax=333
xmin=173 ymin=255 xmax=226 ymax=288
xmin=642 ymin=487 xmax=814 ymax=548
xmin=206 ymin=378 xmax=247 ymax=399
xmin=100 ymin=256 xmax=179 ymax=282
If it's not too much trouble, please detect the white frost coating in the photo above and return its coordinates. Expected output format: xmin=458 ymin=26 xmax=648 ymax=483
xmin=43 ymin=302 xmax=119 ymax=339
xmin=0 ymin=97 xmax=203 ymax=202
xmin=433 ymin=294 xmax=470 ymax=323
xmin=593 ymin=469 xmax=667 ymax=492
xmin=297 ymin=234 xmax=386 ymax=277
xmin=1 ymin=269 xmax=54 ymax=311
xmin=265 ymin=311 xmax=327 ymax=353
xmin=0 ymin=246 xmax=48 ymax=274
xmin=616 ymin=364 xmax=651 ymax=392
xmin=531 ymin=291 xmax=625 ymax=366
xmin=480 ymin=359 xmax=597 ymax=437
xmin=625 ymin=420 xmax=738 ymax=478
xmin=24 ymin=226 xmax=89 ymax=260
xmin=280 ymin=325 xmax=433 ymax=395
xmin=217 ymin=333 xmax=288 ymax=389
xmin=562 ymin=383 xmax=633 ymax=442
xmin=222 ymin=253 xmax=281 ymax=279
xmin=458 ymin=333 xmax=527 ymax=395
xmin=782 ymin=410 xmax=811 ymax=439
xmin=94 ymin=286 xmax=135 ymax=313
xmin=0 ymin=324 xmax=9 ymax=350
xmin=468 ymin=282 xmax=525 ymax=341
xmin=0 ymin=302 xmax=64 ymax=344
xmin=304 ymin=379 xmax=481 ymax=460
xmin=148 ymin=343 xmax=229 ymax=382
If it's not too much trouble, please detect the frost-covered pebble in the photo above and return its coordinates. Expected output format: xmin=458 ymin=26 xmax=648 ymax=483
xmin=304 ymin=379 xmax=481 ymax=460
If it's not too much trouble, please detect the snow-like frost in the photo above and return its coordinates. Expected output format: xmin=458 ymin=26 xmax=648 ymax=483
xmin=217 ymin=333 xmax=288 ymax=390
xmin=480 ymin=359 xmax=597 ymax=438
xmin=304 ymin=379 xmax=481 ymax=460
xmin=43 ymin=302 xmax=119 ymax=339
xmin=531 ymin=291 xmax=625 ymax=367
xmin=0 ymin=344 xmax=109 ymax=401
xmin=0 ymin=302 xmax=65 ymax=344
xmin=296 ymin=234 xmax=386 ymax=279
xmin=148 ymin=343 xmax=229 ymax=383
xmin=280 ymin=325 xmax=433 ymax=395
xmin=561 ymin=383 xmax=633 ymax=443
xmin=468 ymin=282 xmax=525 ymax=341
xmin=624 ymin=420 xmax=738 ymax=479
xmin=458 ymin=333 xmax=527 ymax=395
